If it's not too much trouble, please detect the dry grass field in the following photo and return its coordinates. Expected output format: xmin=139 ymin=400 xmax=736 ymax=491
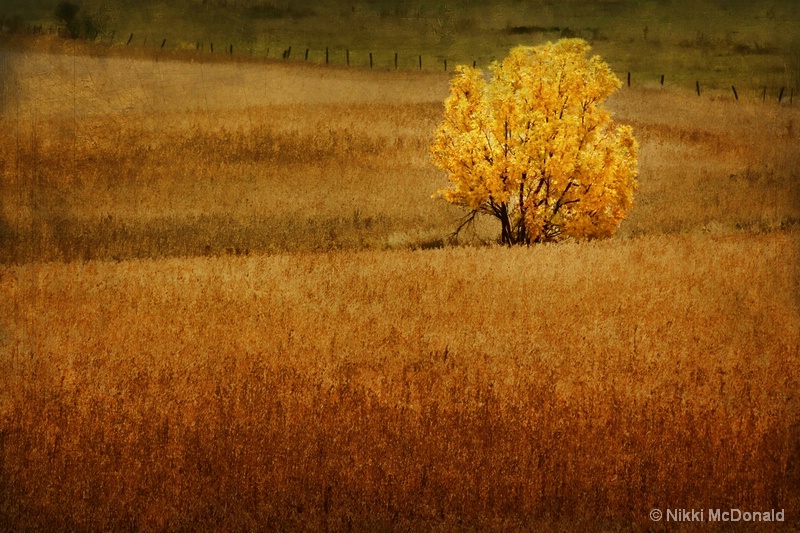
xmin=1 ymin=36 xmax=799 ymax=530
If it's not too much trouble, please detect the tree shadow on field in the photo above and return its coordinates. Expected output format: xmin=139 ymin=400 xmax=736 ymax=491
xmin=0 ymin=212 xmax=443 ymax=264
xmin=0 ymin=50 xmax=14 ymax=116
xmin=0 ymin=50 xmax=17 ymax=258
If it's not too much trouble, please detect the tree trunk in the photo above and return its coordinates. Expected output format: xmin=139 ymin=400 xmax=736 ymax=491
xmin=499 ymin=206 xmax=513 ymax=245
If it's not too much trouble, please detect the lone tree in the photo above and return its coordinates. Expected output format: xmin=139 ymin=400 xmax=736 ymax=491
xmin=431 ymin=39 xmax=638 ymax=245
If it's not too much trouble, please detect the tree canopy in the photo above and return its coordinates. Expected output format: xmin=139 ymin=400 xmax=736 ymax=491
xmin=431 ymin=39 xmax=638 ymax=245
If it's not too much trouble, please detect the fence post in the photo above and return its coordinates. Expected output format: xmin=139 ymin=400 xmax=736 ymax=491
xmin=229 ymin=44 xmax=233 ymax=55
xmin=473 ymin=60 xmax=476 ymax=68
xmin=778 ymin=87 xmax=784 ymax=103
xmin=696 ymin=81 xmax=700 ymax=96
xmin=444 ymin=59 xmax=447 ymax=71
xmin=627 ymin=72 xmax=630 ymax=87
xmin=211 ymin=42 xmax=214 ymax=53
xmin=731 ymin=86 xmax=738 ymax=101
xmin=660 ymin=74 xmax=664 ymax=86
xmin=791 ymin=88 xmax=794 ymax=105
xmin=395 ymin=52 xmax=398 ymax=70
xmin=419 ymin=55 xmax=422 ymax=70
xmin=326 ymin=47 xmax=329 ymax=64
xmin=305 ymin=48 xmax=309 ymax=61
xmin=370 ymin=52 xmax=373 ymax=69
xmin=127 ymin=33 xmax=133 ymax=45
xmin=161 ymin=38 xmax=166 ymax=49
xmin=346 ymin=49 xmax=349 ymax=66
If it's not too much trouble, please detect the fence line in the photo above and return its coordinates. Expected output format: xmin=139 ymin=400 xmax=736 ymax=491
xmin=119 ymin=33 xmax=800 ymax=104
xmin=5 ymin=26 xmax=797 ymax=105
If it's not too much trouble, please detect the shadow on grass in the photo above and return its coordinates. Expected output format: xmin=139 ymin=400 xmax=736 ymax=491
xmin=1 ymin=213 xmax=451 ymax=264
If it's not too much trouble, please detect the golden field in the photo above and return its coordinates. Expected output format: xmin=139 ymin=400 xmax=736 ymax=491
xmin=1 ymin=39 xmax=799 ymax=530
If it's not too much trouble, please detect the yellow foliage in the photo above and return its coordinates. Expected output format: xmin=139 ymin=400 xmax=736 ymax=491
xmin=431 ymin=39 xmax=639 ymax=244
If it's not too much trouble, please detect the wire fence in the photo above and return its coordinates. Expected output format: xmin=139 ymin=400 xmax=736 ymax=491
xmin=137 ymin=31 xmax=800 ymax=105
xmin=2 ymin=23 xmax=797 ymax=106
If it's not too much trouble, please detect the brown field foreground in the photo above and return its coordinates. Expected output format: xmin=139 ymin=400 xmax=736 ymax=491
xmin=1 ymin=231 xmax=799 ymax=530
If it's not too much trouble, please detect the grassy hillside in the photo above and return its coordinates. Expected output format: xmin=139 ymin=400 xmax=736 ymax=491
xmin=1 ymin=47 xmax=798 ymax=263
xmin=3 ymin=0 xmax=800 ymax=89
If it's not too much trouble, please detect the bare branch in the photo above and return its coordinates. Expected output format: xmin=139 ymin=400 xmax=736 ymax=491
xmin=449 ymin=210 xmax=479 ymax=240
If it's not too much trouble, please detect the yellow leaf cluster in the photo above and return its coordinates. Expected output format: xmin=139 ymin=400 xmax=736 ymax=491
xmin=431 ymin=39 xmax=638 ymax=244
